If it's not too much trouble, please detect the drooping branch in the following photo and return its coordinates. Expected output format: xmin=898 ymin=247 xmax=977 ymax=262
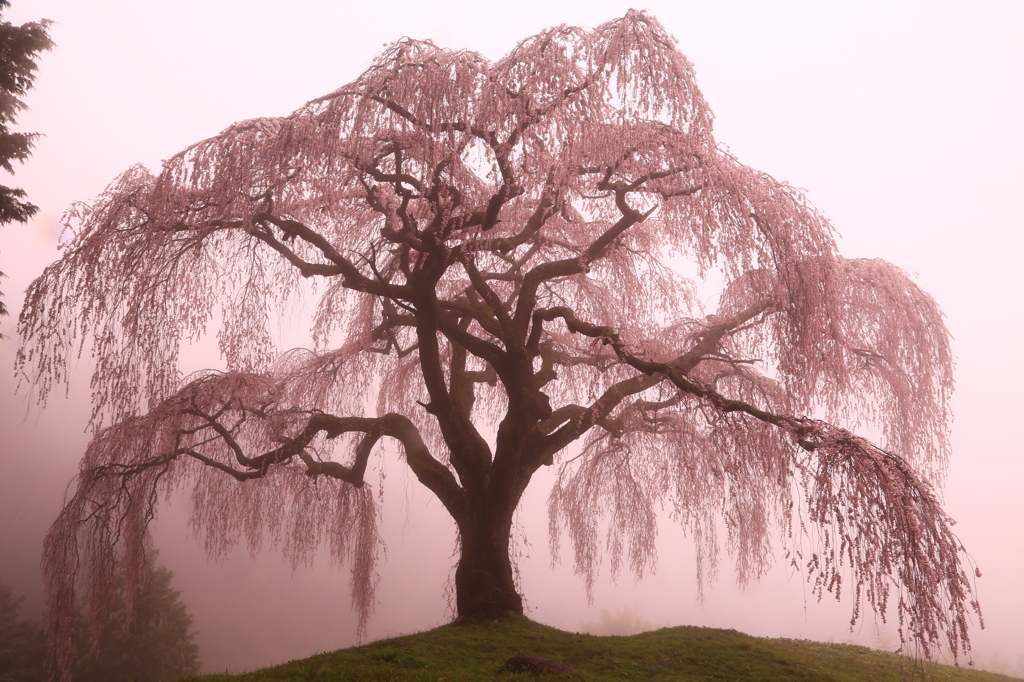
xmin=248 ymin=213 xmax=401 ymax=297
xmin=40 ymin=365 xmax=478 ymax=679
xmin=543 ymin=301 xmax=976 ymax=658
xmin=532 ymin=299 xmax=782 ymax=457
xmin=303 ymin=412 xmax=467 ymax=521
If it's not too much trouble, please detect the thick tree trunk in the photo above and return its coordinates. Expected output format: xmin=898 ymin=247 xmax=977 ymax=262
xmin=454 ymin=505 xmax=523 ymax=620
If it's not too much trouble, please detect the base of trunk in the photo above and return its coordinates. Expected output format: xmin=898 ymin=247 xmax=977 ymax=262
xmin=454 ymin=530 xmax=524 ymax=621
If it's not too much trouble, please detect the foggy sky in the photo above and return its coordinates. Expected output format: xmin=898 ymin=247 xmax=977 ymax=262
xmin=1 ymin=1 xmax=1022 ymax=676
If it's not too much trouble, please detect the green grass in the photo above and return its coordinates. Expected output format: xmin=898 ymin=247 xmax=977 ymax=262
xmin=185 ymin=617 xmax=1019 ymax=681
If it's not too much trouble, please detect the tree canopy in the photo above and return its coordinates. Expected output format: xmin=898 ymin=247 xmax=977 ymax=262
xmin=0 ymin=1 xmax=52 ymax=324
xmin=18 ymin=11 xmax=978 ymax=679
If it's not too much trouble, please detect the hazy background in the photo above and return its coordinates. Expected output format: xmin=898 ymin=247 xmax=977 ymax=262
xmin=1 ymin=0 xmax=1021 ymax=676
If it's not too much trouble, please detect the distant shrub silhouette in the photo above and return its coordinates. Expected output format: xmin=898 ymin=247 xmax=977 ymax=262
xmin=71 ymin=555 xmax=199 ymax=682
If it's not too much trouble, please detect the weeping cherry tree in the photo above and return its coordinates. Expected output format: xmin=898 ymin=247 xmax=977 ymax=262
xmin=18 ymin=12 xmax=979 ymax=679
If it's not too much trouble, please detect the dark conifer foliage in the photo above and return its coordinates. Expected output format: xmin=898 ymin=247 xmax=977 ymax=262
xmin=0 ymin=562 xmax=199 ymax=682
xmin=0 ymin=581 xmax=47 ymax=682
xmin=0 ymin=1 xmax=52 ymax=324
xmin=71 ymin=558 xmax=200 ymax=682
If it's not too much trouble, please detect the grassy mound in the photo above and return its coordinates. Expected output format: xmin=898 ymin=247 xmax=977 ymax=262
xmin=187 ymin=617 xmax=1017 ymax=681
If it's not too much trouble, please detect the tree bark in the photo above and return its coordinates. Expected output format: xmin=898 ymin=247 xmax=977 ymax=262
xmin=454 ymin=502 xmax=523 ymax=620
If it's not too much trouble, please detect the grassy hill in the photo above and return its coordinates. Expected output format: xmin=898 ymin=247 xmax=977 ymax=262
xmin=186 ymin=617 xmax=1018 ymax=681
